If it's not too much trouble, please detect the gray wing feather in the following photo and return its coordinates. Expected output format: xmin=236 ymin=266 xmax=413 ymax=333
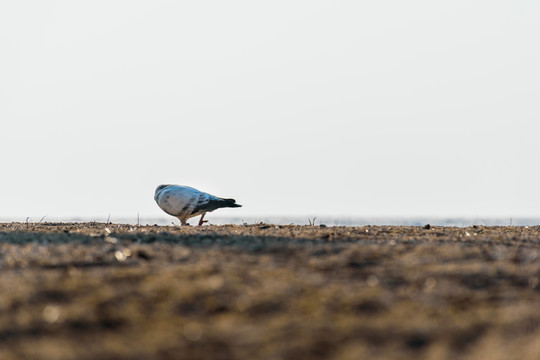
xmin=190 ymin=194 xmax=239 ymax=215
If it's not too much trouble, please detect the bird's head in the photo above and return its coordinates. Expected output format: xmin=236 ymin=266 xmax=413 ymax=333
xmin=154 ymin=184 xmax=171 ymax=201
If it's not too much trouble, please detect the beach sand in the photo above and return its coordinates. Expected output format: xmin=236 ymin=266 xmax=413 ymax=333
xmin=0 ymin=222 xmax=539 ymax=359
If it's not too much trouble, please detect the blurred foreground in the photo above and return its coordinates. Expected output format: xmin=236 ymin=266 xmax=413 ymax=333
xmin=0 ymin=223 xmax=539 ymax=359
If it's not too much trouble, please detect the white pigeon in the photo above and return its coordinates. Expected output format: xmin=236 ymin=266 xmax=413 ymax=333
xmin=154 ymin=185 xmax=242 ymax=226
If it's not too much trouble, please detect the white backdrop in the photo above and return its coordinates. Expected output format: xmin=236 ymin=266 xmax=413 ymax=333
xmin=1 ymin=1 xmax=539 ymax=220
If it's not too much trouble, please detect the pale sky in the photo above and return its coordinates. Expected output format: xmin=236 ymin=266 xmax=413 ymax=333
xmin=1 ymin=1 xmax=539 ymax=221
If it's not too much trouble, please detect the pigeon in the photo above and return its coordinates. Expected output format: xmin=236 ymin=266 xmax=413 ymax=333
xmin=154 ymin=184 xmax=242 ymax=226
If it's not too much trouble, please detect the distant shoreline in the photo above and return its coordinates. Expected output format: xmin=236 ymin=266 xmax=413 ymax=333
xmin=1 ymin=216 xmax=539 ymax=227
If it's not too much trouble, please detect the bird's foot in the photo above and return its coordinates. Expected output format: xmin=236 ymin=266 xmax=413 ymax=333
xmin=198 ymin=214 xmax=208 ymax=226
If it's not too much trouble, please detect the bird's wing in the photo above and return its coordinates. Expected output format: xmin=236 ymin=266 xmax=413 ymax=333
xmin=190 ymin=193 xmax=227 ymax=215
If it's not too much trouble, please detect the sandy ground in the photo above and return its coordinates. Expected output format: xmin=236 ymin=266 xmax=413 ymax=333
xmin=0 ymin=222 xmax=539 ymax=360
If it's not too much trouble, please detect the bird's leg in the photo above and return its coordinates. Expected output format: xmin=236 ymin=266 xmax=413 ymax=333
xmin=180 ymin=218 xmax=188 ymax=226
xmin=198 ymin=213 xmax=208 ymax=226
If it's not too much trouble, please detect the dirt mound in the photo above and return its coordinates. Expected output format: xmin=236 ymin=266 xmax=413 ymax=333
xmin=0 ymin=223 xmax=539 ymax=359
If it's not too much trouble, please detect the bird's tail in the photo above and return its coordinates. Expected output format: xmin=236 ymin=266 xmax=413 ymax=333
xmin=220 ymin=198 xmax=242 ymax=208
